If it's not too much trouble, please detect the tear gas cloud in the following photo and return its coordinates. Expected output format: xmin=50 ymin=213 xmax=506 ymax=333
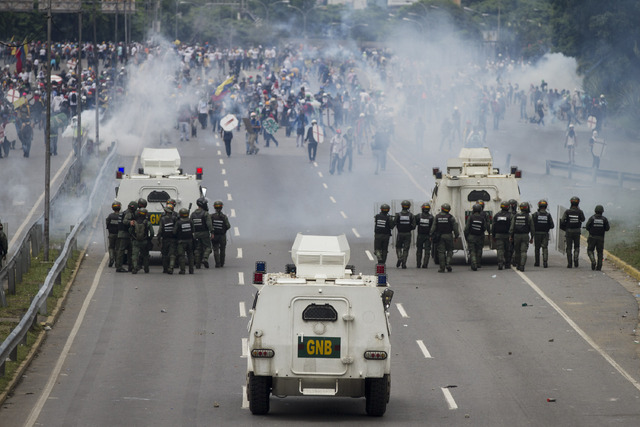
xmin=52 ymin=11 xmax=636 ymax=238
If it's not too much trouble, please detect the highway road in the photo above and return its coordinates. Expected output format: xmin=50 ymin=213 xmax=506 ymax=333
xmin=1 ymin=108 xmax=640 ymax=426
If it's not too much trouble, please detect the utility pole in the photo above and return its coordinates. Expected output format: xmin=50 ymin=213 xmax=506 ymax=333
xmin=44 ymin=0 xmax=52 ymax=261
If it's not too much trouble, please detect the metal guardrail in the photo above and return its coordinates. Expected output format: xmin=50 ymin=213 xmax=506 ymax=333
xmin=0 ymin=142 xmax=118 ymax=377
xmin=0 ymin=157 xmax=81 ymax=308
xmin=546 ymin=160 xmax=640 ymax=187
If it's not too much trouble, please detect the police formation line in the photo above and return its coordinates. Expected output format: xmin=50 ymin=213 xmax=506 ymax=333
xmin=374 ymin=197 xmax=610 ymax=273
xmin=106 ymin=197 xmax=231 ymax=275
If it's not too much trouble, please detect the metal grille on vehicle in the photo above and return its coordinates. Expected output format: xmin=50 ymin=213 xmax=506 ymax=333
xmin=303 ymin=304 xmax=338 ymax=322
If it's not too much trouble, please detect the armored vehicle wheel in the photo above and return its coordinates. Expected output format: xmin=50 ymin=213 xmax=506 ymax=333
xmin=365 ymin=375 xmax=389 ymax=417
xmin=248 ymin=373 xmax=271 ymax=415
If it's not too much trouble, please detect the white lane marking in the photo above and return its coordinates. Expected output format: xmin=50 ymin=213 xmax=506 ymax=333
xmin=217 ymin=150 xmax=222 ymax=156
xmin=340 ymin=211 xmax=347 ymax=219
xmin=239 ymin=302 xmax=247 ymax=317
xmin=329 ymin=196 xmax=336 ymax=204
xmin=237 ymin=248 xmax=243 ymax=258
xmin=221 ymin=169 xmax=226 ymax=175
xmin=25 ymin=253 xmax=109 ymax=427
xmin=227 ymin=193 xmax=233 ymax=201
xmin=515 ymin=269 xmax=640 ymax=392
xmin=123 ymin=397 xmax=152 ymax=401
xmin=441 ymin=387 xmax=459 ymax=410
xmin=417 ymin=340 xmax=433 ymax=358
xmin=238 ymin=272 xmax=245 ymax=285
xmin=323 ymin=183 xmax=328 ymax=189
xmin=388 ymin=151 xmax=430 ymax=197
xmin=219 ymin=158 xmax=224 ymax=165
xmin=313 ymin=161 xmax=318 ymax=167
xmin=352 ymin=228 xmax=360 ymax=238
xmin=241 ymin=338 xmax=248 ymax=358
xmin=396 ymin=303 xmax=409 ymax=318
xmin=230 ymin=209 xmax=236 ymax=218
xmin=234 ymin=227 xmax=240 ymax=237
xmin=241 ymin=386 xmax=249 ymax=409
xmin=318 ymin=171 xmax=323 ymax=178
xmin=365 ymin=250 xmax=374 ymax=261
xmin=9 ymin=152 xmax=74 ymax=248
xmin=224 ymin=180 xmax=229 ymax=187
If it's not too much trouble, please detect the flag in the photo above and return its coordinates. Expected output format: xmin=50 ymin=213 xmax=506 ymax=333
xmin=15 ymin=39 xmax=28 ymax=74
xmin=212 ymin=75 xmax=234 ymax=100
xmin=15 ymin=46 xmax=24 ymax=73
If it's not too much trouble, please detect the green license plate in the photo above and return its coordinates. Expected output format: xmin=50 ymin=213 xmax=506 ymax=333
xmin=297 ymin=336 xmax=341 ymax=359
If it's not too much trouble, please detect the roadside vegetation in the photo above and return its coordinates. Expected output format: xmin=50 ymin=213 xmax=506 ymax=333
xmin=0 ymin=248 xmax=79 ymax=394
xmin=607 ymin=220 xmax=640 ymax=271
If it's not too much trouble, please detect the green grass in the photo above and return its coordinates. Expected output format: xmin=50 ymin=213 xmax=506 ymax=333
xmin=0 ymin=248 xmax=79 ymax=393
xmin=604 ymin=220 xmax=640 ymax=271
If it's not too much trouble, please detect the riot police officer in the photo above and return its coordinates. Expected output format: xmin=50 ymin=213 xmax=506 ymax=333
xmin=508 ymin=198 xmax=519 ymax=266
xmin=191 ymin=197 xmax=213 ymax=268
xmin=129 ymin=208 xmax=154 ymax=274
xmin=492 ymin=201 xmax=512 ymax=270
xmin=561 ymin=196 xmax=585 ymax=268
xmin=138 ymin=197 xmax=147 ymax=209
xmin=106 ymin=201 xmax=122 ymax=267
xmin=116 ymin=200 xmax=137 ymax=272
xmin=532 ymin=199 xmax=554 ymax=268
xmin=464 ymin=204 xmax=487 ymax=271
xmin=210 ymin=200 xmax=231 ymax=268
xmin=430 ymin=203 xmax=460 ymax=273
xmin=374 ymin=204 xmax=395 ymax=264
xmin=476 ymin=200 xmax=491 ymax=266
xmin=395 ymin=200 xmax=415 ymax=269
xmin=159 ymin=204 xmax=177 ymax=274
xmin=175 ymin=208 xmax=195 ymax=274
xmin=510 ymin=202 xmax=535 ymax=271
xmin=415 ymin=202 xmax=434 ymax=268
xmin=0 ymin=223 xmax=8 ymax=270
xmin=585 ymin=205 xmax=610 ymax=270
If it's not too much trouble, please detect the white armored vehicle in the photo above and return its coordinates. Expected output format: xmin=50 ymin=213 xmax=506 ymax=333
xmin=246 ymin=233 xmax=393 ymax=417
xmin=431 ymin=148 xmax=521 ymax=261
xmin=114 ymin=148 xmax=206 ymax=249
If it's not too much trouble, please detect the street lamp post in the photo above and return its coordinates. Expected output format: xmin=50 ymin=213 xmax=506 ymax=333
xmin=287 ymin=3 xmax=319 ymax=38
xmin=402 ymin=17 xmax=424 ymax=32
xmin=251 ymin=0 xmax=288 ymax=25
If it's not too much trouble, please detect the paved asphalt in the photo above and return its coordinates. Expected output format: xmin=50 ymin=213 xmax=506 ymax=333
xmin=1 ymin=98 xmax=639 ymax=426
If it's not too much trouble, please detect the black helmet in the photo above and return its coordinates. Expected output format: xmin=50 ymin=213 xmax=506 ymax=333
xmin=519 ymin=202 xmax=530 ymax=212
xmin=509 ymin=199 xmax=517 ymax=207
xmin=164 ymin=204 xmax=174 ymax=213
xmin=538 ymin=199 xmax=548 ymax=209
xmin=197 ymin=197 xmax=208 ymax=211
xmin=472 ymin=204 xmax=482 ymax=213
xmin=380 ymin=203 xmax=390 ymax=213
xmin=179 ymin=208 xmax=189 ymax=218
xmin=167 ymin=198 xmax=177 ymax=207
xmin=500 ymin=201 xmax=509 ymax=210
xmin=401 ymin=200 xmax=411 ymax=209
xmin=213 ymin=200 xmax=223 ymax=210
xmin=595 ymin=205 xmax=604 ymax=214
xmin=128 ymin=200 xmax=137 ymax=211
xmin=570 ymin=196 xmax=580 ymax=206
xmin=112 ymin=201 xmax=122 ymax=211
xmin=441 ymin=203 xmax=451 ymax=213
xmin=137 ymin=208 xmax=148 ymax=218
xmin=138 ymin=198 xmax=147 ymax=208
xmin=477 ymin=200 xmax=485 ymax=210
xmin=421 ymin=202 xmax=431 ymax=213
